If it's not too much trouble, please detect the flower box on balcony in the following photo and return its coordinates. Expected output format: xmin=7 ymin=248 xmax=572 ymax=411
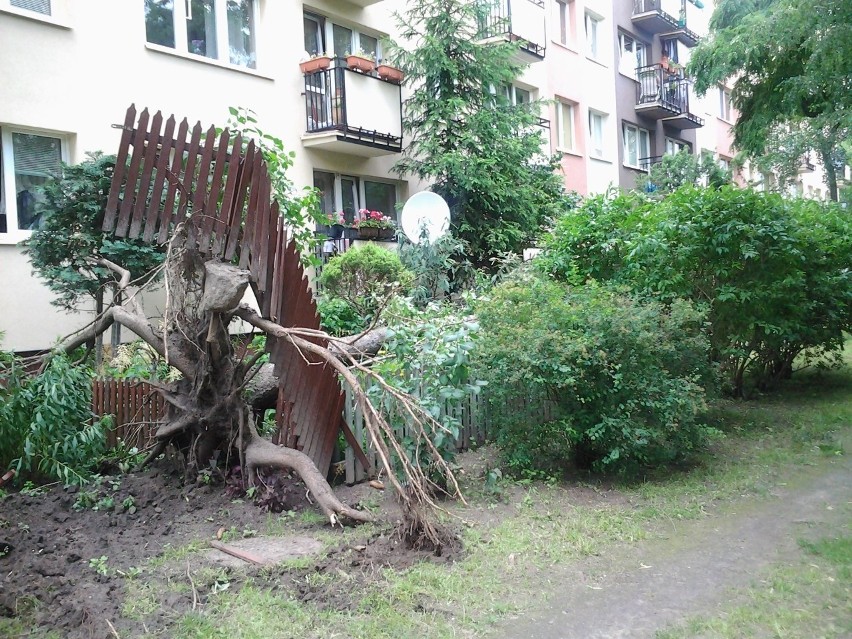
xmin=300 ymin=55 xmax=332 ymax=74
xmin=346 ymin=54 xmax=376 ymax=73
xmin=376 ymin=64 xmax=404 ymax=83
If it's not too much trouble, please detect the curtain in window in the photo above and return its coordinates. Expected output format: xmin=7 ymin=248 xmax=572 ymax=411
xmin=12 ymin=133 xmax=62 ymax=231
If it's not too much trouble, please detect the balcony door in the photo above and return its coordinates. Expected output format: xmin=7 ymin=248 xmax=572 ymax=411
xmin=304 ymin=13 xmax=332 ymax=128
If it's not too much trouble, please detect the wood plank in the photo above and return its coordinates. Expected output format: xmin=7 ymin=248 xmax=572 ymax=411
xmin=253 ymin=169 xmax=272 ymax=291
xmin=187 ymin=124 xmax=217 ymax=250
xmin=104 ymin=105 xmax=137 ymax=233
xmin=115 ymin=108 xmax=150 ymax=237
xmin=176 ymin=121 xmax=203 ymax=239
xmin=157 ymin=117 xmax=190 ymax=244
xmin=238 ymin=151 xmax=262 ymax=270
xmin=129 ymin=110 xmax=163 ymax=238
xmin=199 ymin=128 xmax=230 ymax=255
xmin=225 ymin=139 xmax=255 ymax=261
xmin=211 ymin=132 xmax=242 ymax=258
xmin=142 ymin=114 xmax=176 ymax=243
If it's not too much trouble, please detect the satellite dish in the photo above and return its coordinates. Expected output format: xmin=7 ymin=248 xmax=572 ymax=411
xmin=400 ymin=191 xmax=450 ymax=245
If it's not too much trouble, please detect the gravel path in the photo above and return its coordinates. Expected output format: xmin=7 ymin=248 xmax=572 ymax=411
xmin=493 ymin=457 xmax=851 ymax=639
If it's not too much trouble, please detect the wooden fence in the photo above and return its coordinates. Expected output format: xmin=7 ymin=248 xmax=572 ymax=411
xmin=92 ymin=378 xmax=164 ymax=450
xmin=93 ymin=378 xmax=491 ymax=484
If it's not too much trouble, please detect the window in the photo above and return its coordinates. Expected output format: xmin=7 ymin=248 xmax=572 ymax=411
xmin=554 ymin=0 xmax=572 ymax=46
xmin=10 ymin=0 xmax=50 ymax=15
xmin=584 ymin=12 xmax=602 ymax=60
xmin=618 ymin=33 xmax=647 ymax=78
xmin=588 ymin=110 xmax=606 ymax=159
xmin=719 ymin=86 xmax=732 ymax=121
xmin=0 ymin=128 xmax=65 ymax=237
xmin=499 ymin=84 xmax=533 ymax=106
xmin=718 ymin=156 xmax=730 ymax=172
xmin=303 ymin=12 xmax=383 ymax=61
xmin=665 ymin=137 xmax=690 ymax=155
xmin=622 ymin=122 xmax=650 ymax=168
xmin=312 ymin=171 xmax=398 ymax=226
xmin=144 ymin=0 xmax=258 ymax=69
xmin=556 ymin=101 xmax=575 ymax=151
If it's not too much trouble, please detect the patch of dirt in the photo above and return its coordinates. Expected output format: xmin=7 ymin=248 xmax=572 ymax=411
xmin=0 ymin=461 xmax=456 ymax=638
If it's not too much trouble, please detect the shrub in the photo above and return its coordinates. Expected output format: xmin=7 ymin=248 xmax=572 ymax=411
xmin=0 ymin=351 xmax=106 ymax=485
xmin=473 ymin=274 xmax=717 ymax=476
xmin=317 ymin=297 xmax=366 ymax=337
xmin=319 ymin=244 xmax=413 ymax=317
xmin=542 ymin=186 xmax=852 ymax=396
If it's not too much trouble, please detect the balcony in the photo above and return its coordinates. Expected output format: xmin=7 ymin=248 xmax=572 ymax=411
xmin=632 ymin=0 xmax=700 ymax=47
xmin=635 ymin=64 xmax=704 ymax=129
xmin=302 ymin=60 xmax=402 ymax=157
xmin=478 ymin=0 xmax=547 ymax=64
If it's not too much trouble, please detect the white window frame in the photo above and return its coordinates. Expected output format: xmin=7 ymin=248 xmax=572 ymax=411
xmin=665 ymin=137 xmax=690 ymax=156
xmin=618 ymin=32 xmax=647 ymax=79
xmin=313 ymin=171 xmax=399 ymax=224
xmin=1 ymin=0 xmax=69 ymax=26
xmin=145 ymin=0 xmax=259 ymax=70
xmin=622 ymin=122 xmax=650 ymax=169
xmin=588 ymin=110 xmax=607 ymax=159
xmin=556 ymin=100 xmax=576 ymax=153
xmin=0 ymin=126 xmax=69 ymax=244
xmin=719 ymin=86 xmax=732 ymax=122
xmin=304 ymin=12 xmax=383 ymax=62
xmin=7 ymin=0 xmax=50 ymax=15
xmin=584 ymin=11 xmax=603 ymax=61
xmin=554 ymin=0 xmax=572 ymax=47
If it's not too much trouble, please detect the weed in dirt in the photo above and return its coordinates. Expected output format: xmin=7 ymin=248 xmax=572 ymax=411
xmin=655 ymin=535 xmax=852 ymax=639
xmin=88 ymin=555 xmax=109 ymax=575
xmin=122 ymin=580 xmax=160 ymax=620
xmin=148 ymin=540 xmax=207 ymax=568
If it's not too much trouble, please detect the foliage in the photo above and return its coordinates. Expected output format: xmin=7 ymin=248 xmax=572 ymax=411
xmin=101 ymin=340 xmax=182 ymax=381
xmin=689 ymin=0 xmax=852 ymax=200
xmin=542 ymin=186 xmax=852 ymax=397
xmin=353 ymin=209 xmax=396 ymax=230
xmin=224 ymin=107 xmax=324 ymax=263
xmin=23 ymin=152 xmax=166 ymax=312
xmin=319 ymin=243 xmax=413 ymax=317
xmin=389 ymin=0 xmax=571 ymax=266
xmin=397 ymin=231 xmax=473 ymax=307
xmin=0 ymin=351 xmax=107 ymax=485
xmin=473 ymin=274 xmax=717 ymax=476
xmin=372 ymin=299 xmax=485 ymax=477
xmin=637 ymin=151 xmax=731 ymax=194
xmin=317 ymin=297 xmax=367 ymax=337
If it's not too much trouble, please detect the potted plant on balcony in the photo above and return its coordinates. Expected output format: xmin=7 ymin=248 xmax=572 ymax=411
xmin=299 ymin=52 xmax=332 ymax=74
xmin=324 ymin=211 xmax=348 ymax=239
xmin=345 ymin=49 xmax=376 ymax=73
xmin=376 ymin=59 xmax=404 ymax=83
xmin=353 ymin=209 xmax=396 ymax=239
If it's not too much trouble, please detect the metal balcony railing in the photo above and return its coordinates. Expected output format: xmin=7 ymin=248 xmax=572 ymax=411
xmin=303 ymin=58 xmax=403 ymax=153
xmin=636 ymin=64 xmax=689 ymax=112
xmin=478 ymin=0 xmax=546 ymax=60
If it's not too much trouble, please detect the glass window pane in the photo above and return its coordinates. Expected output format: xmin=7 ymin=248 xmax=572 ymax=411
xmin=558 ymin=1 xmax=567 ymax=44
xmin=625 ymin=126 xmax=637 ymax=166
xmin=313 ymin=171 xmax=336 ymax=222
xmin=303 ymin=14 xmax=323 ymax=56
xmin=640 ymin=129 xmax=649 ymax=158
xmin=359 ymin=34 xmax=378 ymax=60
xmin=11 ymin=0 xmax=51 ymax=15
xmin=514 ymin=88 xmax=531 ymax=105
xmin=227 ymin=1 xmax=256 ymax=68
xmin=187 ymin=0 xmax=217 ymax=59
xmin=333 ymin=24 xmax=353 ymax=58
xmin=364 ymin=181 xmax=396 ymax=222
xmin=341 ymin=176 xmax=359 ymax=224
xmin=13 ymin=133 xmax=62 ymax=231
xmin=560 ymin=103 xmax=574 ymax=149
xmin=145 ymin=0 xmax=175 ymax=48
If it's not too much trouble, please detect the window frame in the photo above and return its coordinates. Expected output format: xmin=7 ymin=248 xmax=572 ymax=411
xmin=313 ymin=171 xmax=399 ymax=226
xmin=556 ymin=100 xmax=576 ymax=153
xmin=584 ymin=11 xmax=603 ymax=61
xmin=588 ymin=110 xmax=607 ymax=159
xmin=144 ymin=0 xmax=259 ymax=70
xmin=622 ymin=121 xmax=651 ymax=169
xmin=664 ymin=137 xmax=690 ymax=156
xmin=304 ymin=11 xmax=383 ymax=62
xmin=719 ymin=86 xmax=732 ymax=122
xmin=0 ymin=126 xmax=69 ymax=243
xmin=618 ymin=32 xmax=647 ymax=79
xmin=554 ymin=0 xmax=572 ymax=47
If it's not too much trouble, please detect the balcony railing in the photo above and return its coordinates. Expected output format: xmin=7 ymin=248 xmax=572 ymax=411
xmin=632 ymin=0 xmax=700 ymax=46
xmin=638 ymin=155 xmax=664 ymax=171
xmin=478 ymin=0 xmax=546 ymax=63
xmin=303 ymin=59 xmax=403 ymax=156
xmin=635 ymin=64 xmax=704 ymax=129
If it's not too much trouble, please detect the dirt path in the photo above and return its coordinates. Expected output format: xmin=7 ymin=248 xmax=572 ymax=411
xmin=492 ymin=457 xmax=851 ymax=639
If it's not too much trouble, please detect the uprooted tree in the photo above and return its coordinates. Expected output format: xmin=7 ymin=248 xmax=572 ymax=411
xmin=42 ymin=106 xmax=462 ymax=547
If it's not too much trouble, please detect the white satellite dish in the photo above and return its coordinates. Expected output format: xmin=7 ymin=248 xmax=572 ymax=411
xmin=399 ymin=191 xmax=450 ymax=245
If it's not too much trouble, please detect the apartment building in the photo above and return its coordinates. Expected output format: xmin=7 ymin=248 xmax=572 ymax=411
xmin=0 ymin=0 xmax=838 ymax=351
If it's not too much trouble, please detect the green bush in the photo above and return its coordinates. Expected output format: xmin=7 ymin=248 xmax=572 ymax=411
xmin=317 ymin=297 xmax=366 ymax=337
xmin=542 ymin=186 xmax=852 ymax=396
xmin=319 ymin=244 xmax=413 ymax=317
xmin=474 ymin=275 xmax=717 ymax=476
xmin=0 ymin=351 xmax=106 ymax=485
